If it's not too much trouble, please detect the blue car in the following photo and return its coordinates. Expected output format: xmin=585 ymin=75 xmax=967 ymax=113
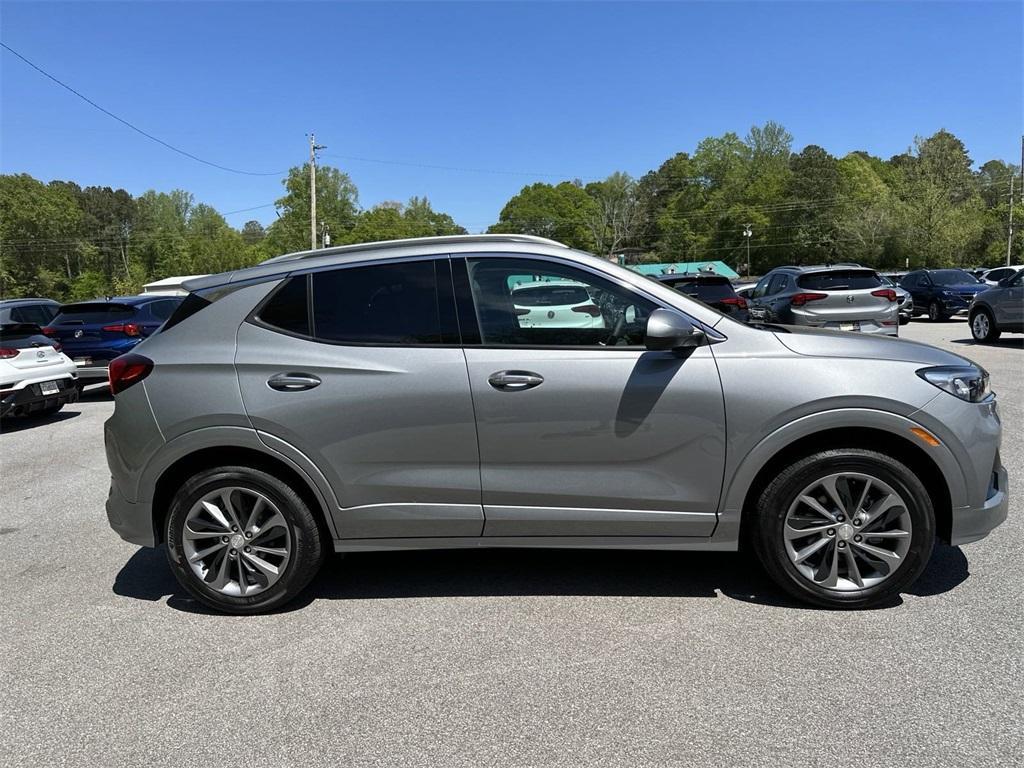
xmin=899 ymin=268 xmax=988 ymax=322
xmin=44 ymin=296 xmax=182 ymax=386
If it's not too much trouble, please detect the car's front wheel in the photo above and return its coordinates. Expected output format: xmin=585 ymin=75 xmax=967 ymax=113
xmin=927 ymin=301 xmax=947 ymax=322
xmin=969 ymin=308 xmax=1001 ymax=343
xmin=752 ymin=449 xmax=935 ymax=608
xmin=165 ymin=466 xmax=326 ymax=614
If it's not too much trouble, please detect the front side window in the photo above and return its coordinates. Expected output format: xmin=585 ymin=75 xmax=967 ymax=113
xmin=464 ymin=257 xmax=656 ymax=347
xmin=752 ymin=274 xmax=772 ymax=299
xmin=312 ymin=260 xmax=441 ymax=345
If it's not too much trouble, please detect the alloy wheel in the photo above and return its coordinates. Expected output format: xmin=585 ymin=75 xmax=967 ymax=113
xmin=182 ymin=486 xmax=292 ymax=597
xmin=783 ymin=472 xmax=912 ymax=592
xmin=972 ymin=312 xmax=990 ymax=340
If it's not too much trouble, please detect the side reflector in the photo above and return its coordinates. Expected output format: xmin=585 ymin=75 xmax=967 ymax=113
xmin=910 ymin=427 xmax=941 ymax=447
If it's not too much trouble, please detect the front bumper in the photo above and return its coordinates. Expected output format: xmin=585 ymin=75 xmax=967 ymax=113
xmin=0 ymin=377 xmax=79 ymax=417
xmin=106 ymin=481 xmax=156 ymax=546
xmin=951 ymin=461 xmax=1009 ymax=546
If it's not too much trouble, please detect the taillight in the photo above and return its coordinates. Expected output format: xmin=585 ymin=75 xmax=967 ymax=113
xmin=41 ymin=326 xmax=56 ymax=336
xmin=790 ymin=292 xmax=828 ymax=307
xmin=721 ymin=297 xmax=748 ymax=310
xmin=103 ymin=323 xmax=142 ymax=337
xmin=571 ymin=304 xmax=602 ymax=317
xmin=108 ymin=353 xmax=153 ymax=395
xmin=514 ymin=307 xmax=530 ymax=316
xmin=51 ymin=342 xmax=62 ymax=353
xmin=871 ymin=288 xmax=898 ymax=302
xmin=0 ymin=348 xmax=18 ymax=359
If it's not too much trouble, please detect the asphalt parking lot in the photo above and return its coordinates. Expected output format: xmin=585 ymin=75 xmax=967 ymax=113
xmin=1 ymin=319 xmax=1021 ymax=767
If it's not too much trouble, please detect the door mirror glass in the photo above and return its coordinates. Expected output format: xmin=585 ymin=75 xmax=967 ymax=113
xmin=645 ymin=308 xmax=704 ymax=351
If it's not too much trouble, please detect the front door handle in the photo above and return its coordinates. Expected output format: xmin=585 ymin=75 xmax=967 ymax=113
xmin=267 ymin=373 xmax=321 ymax=392
xmin=488 ymin=370 xmax=544 ymax=391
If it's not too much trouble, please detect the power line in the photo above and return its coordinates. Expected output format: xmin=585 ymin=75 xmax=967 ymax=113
xmin=0 ymin=42 xmax=286 ymax=177
xmin=321 ymin=153 xmax=590 ymax=180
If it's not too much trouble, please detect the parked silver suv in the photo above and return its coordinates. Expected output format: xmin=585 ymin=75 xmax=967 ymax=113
xmin=103 ymin=235 xmax=1007 ymax=613
xmin=747 ymin=265 xmax=900 ymax=335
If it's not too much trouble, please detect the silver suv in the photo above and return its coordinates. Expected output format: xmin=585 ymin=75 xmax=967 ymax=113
xmin=103 ymin=235 xmax=1007 ymax=613
xmin=969 ymin=268 xmax=1023 ymax=342
xmin=747 ymin=265 xmax=900 ymax=335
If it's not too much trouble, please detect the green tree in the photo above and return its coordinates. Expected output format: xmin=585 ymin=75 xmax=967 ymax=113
xmin=488 ymin=181 xmax=596 ymax=249
xmin=265 ymin=164 xmax=359 ymax=255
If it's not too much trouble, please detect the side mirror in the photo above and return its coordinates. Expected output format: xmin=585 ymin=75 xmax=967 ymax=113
xmin=645 ymin=308 xmax=705 ymax=351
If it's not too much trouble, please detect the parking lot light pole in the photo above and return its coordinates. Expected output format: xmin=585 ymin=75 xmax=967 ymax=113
xmin=743 ymin=225 xmax=753 ymax=277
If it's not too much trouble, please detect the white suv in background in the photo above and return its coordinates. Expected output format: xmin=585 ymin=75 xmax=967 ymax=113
xmin=0 ymin=324 xmax=79 ymax=418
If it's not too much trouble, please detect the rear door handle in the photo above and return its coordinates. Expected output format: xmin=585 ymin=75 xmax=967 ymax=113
xmin=488 ymin=370 xmax=544 ymax=391
xmin=267 ymin=373 xmax=321 ymax=392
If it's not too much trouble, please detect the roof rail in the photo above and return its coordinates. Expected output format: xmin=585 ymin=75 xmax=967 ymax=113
xmin=260 ymin=233 xmax=569 ymax=265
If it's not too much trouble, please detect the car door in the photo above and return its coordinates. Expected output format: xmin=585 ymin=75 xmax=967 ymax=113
xmin=747 ymin=274 xmax=774 ymax=321
xmin=996 ymin=271 xmax=1023 ymax=326
xmin=455 ymin=255 xmax=726 ymax=538
xmin=235 ymin=256 xmax=483 ymax=539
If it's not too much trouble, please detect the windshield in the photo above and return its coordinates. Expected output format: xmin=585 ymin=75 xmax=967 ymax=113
xmin=511 ymin=285 xmax=592 ymax=307
xmin=52 ymin=303 xmax=135 ymax=324
xmin=931 ymin=269 xmax=979 ymax=286
xmin=797 ymin=270 xmax=881 ymax=290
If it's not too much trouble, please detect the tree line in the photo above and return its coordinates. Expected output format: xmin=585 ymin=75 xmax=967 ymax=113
xmin=1 ymin=123 xmax=1019 ymax=301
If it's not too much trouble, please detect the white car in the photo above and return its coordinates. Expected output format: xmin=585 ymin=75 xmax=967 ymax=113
xmin=979 ymin=265 xmax=1023 ymax=286
xmin=0 ymin=324 xmax=79 ymax=418
xmin=510 ymin=280 xmax=606 ymax=328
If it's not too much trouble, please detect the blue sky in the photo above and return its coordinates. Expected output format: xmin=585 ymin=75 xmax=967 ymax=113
xmin=2 ymin=1 xmax=1021 ymax=232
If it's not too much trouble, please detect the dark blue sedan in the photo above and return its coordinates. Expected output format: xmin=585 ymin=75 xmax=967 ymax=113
xmin=899 ymin=268 xmax=988 ymax=322
xmin=44 ymin=296 xmax=182 ymax=387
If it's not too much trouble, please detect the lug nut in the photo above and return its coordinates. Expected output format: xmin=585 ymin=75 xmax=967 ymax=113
xmin=838 ymin=541 xmax=847 ymax=548
xmin=231 ymin=526 xmax=238 ymax=532
xmin=827 ymin=528 xmax=835 ymax=536
xmin=853 ymin=518 xmax=862 ymax=526
xmin=836 ymin=515 xmax=845 ymax=523
xmin=854 ymin=535 xmax=862 ymax=543
xmin=221 ymin=536 xmax=229 ymax=543
xmin=245 ymin=532 xmax=253 ymax=539
xmin=244 ymin=546 xmax=251 ymax=553
xmin=229 ymin=549 xmax=237 ymax=556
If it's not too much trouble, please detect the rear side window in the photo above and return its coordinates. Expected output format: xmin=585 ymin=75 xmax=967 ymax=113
xmin=11 ymin=305 xmax=54 ymax=325
xmin=53 ymin=304 xmax=134 ymax=324
xmin=146 ymin=299 xmax=180 ymax=321
xmin=311 ymin=261 xmax=441 ymax=345
xmin=258 ymin=276 xmax=310 ymax=336
xmin=797 ymin=270 xmax=881 ymax=291
xmin=767 ymin=274 xmax=790 ymax=295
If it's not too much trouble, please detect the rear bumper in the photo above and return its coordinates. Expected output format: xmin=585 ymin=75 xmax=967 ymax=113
xmin=106 ymin=481 xmax=156 ymax=546
xmin=951 ymin=462 xmax=1009 ymax=546
xmin=0 ymin=378 xmax=79 ymax=417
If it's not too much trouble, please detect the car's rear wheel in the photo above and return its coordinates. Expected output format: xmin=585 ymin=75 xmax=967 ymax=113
xmin=165 ymin=466 xmax=326 ymax=614
xmin=928 ymin=301 xmax=947 ymax=322
xmin=969 ymin=308 xmax=1001 ymax=343
xmin=752 ymin=449 xmax=935 ymax=608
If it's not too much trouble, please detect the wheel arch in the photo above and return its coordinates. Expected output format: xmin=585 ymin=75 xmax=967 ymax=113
xmin=726 ymin=419 xmax=961 ymax=548
xmin=150 ymin=442 xmax=337 ymax=546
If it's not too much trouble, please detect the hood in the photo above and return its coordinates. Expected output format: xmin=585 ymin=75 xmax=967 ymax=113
xmin=774 ymin=326 xmax=974 ymax=367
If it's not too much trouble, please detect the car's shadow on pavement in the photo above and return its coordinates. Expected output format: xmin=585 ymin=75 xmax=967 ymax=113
xmin=113 ymin=543 xmax=971 ymax=615
xmin=951 ymin=337 xmax=1024 ymax=349
xmin=0 ymin=410 xmax=81 ymax=434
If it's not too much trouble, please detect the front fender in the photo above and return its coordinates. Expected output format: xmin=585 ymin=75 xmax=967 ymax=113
xmin=712 ymin=407 xmax=967 ymax=543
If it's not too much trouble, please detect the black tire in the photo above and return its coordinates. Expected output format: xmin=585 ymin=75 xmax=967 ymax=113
xmin=751 ymin=448 xmax=935 ymax=609
xmin=928 ymin=300 xmax=947 ymax=322
xmin=34 ymin=403 xmax=64 ymax=416
xmin=898 ymin=314 xmax=910 ymax=326
xmin=165 ymin=466 xmax=327 ymax=614
xmin=969 ymin=307 xmax=1001 ymax=343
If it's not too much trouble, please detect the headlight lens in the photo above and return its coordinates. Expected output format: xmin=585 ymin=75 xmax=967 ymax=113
xmin=917 ymin=365 xmax=992 ymax=402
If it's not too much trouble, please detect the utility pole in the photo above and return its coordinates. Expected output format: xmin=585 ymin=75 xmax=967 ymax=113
xmin=743 ymin=224 xmax=753 ymax=277
xmin=1010 ymin=134 xmax=1023 ymax=266
xmin=308 ymin=133 xmax=326 ymax=250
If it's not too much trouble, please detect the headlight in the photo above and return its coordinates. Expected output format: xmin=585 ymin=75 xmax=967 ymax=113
xmin=917 ymin=365 xmax=991 ymax=402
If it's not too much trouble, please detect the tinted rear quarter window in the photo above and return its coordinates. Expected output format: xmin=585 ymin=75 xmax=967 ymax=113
xmin=797 ymin=270 xmax=881 ymax=290
xmin=257 ymin=276 xmax=310 ymax=336
xmin=312 ymin=261 xmax=441 ymax=344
